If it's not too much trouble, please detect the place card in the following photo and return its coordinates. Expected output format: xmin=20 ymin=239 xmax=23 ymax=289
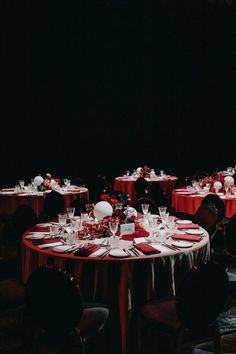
xmin=120 ymin=223 xmax=135 ymax=236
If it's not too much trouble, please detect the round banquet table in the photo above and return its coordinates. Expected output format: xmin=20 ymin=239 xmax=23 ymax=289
xmin=114 ymin=175 xmax=178 ymax=205
xmin=0 ymin=187 xmax=89 ymax=217
xmin=172 ymin=189 xmax=236 ymax=218
xmin=21 ymin=222 xmax=209 ymax=354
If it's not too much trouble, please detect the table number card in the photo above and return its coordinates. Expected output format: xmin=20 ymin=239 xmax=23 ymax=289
xmin=120 ymin=223 xmax=135 ymax=235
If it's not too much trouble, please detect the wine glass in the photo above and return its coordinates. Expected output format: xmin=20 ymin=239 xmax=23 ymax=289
xmin=19 ymin=180 xmax=25 ymax=190
xmin=141 ymin=203 xmax=149 ymax=215
xmin=85 ymin=203 xmax=94 ymax=220
xmin=67 ymin=207 xmax=75 ymax=219
xmin=109 ymin=220 xmax=119 ymax=249
xmin=109 ymin=220 xmax=119 ymax=236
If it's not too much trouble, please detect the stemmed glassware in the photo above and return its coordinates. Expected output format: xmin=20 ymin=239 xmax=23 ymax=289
xmin=85 ymin=203 xmax=94 ymax=220
xmin=58 ymin=213 xmax=67 ymax=239
xmin=67 ymin=207 xmax=75 ymax=219
xmin=141 ymin=203 xmax=149 ymax=216
xmin=109 ymin=219 xmax=120 ymax=249
xmin=19 ymin=180 xmax=25 ymax=190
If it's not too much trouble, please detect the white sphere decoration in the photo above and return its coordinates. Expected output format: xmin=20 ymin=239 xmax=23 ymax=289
xmin=93 ymin=201 xmax=113 ymax=221
xmin=213 ymin=181 xmax=222 ymax=193
xmin=124 ymin=207 xmax=138 ymax=218
xmin=224 ymin=176 xmax=234 ymax=187
xmin=136 ymin=167 xmax=143 ymax=176
xmin=34 ymin=175 xmax=44 ymax=186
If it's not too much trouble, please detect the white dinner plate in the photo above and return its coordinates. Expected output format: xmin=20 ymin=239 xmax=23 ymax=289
xmin=26 ymin=234 xmax=46 ymax=240
xmin=52 ymin=245 xmax=73 ymax=253
xmin=172 ymin=241 xmax=193 ymax=248
xmin=109 ymin=249 xmax=130 ymax=258
xmin=0 ymin=191 xmax=15 ymax=195
xmin=36 ymin=223 xmax=51 ymax=227
xmin=176 ymin=220 xmax=192 ymax=224
xmin=185 ymin=229 xmax=204 ymax=235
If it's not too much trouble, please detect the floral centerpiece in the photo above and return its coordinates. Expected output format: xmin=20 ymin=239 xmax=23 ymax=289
xmin=79 ymin=215 xmax=149 ymax=240
xmin=34 ymin=173 xmax=61 ymax=191
xmin=136 ymin=165 xmax=152 ymax=178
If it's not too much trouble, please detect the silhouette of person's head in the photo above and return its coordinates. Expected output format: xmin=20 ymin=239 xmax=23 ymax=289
xmin=12 ymin=205 xmax=38 ymax=235
xmin=42 ymin=191 xmax=65 ymax=219
xmin=134 ymin=177 xmax=149 ymax=198
xmin=70 ymin=197 xmax=89 ymax=216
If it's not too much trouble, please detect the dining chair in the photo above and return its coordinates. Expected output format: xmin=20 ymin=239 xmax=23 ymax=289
xmin=24 ymin=265 xmax=109 ymax=354
xmin=193 ymin=203 xmax=219 ymax=240
xmin=138 ymin=260 xmax=229 ymax=354
xmin=200 ymin=194 xmax=226 ymax=252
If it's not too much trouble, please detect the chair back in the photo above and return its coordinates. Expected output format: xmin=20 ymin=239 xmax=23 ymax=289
xmin=25 ymin=265 xmax=83 ymax=335
xmin=176 ymin=260 xmax=229 ymax=330
xmin=201 ymin=194 xmax=225 ymax=223
xmin=42 ymin=191 xmax=65 ymax=219
xmin=134 ymin=177 xmax=149 ymax=199
xmin=193 ymin=203 xmax=218 ymax=237
xmin=225 ymin=213 xmax=236 ymax=255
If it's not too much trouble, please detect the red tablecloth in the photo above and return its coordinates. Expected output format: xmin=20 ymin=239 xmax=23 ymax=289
xmin=172 ymin=190 xmax=236 ymax=218
xmin=114 ymin=176 xmax=178 ymax=206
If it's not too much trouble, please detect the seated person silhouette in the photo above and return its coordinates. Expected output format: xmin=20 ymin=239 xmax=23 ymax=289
xmin=148 ymin=183 xmax=170 ymax=212
xmin=70 ymin=197 xmax=90 ymax=216
xmin=39 ymin=191 xmax=65 ymax=222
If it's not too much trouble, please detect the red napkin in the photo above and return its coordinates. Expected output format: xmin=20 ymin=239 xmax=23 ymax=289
xmin=121 ymin=223 xmax=149 ymax=241
xmin=177 ymin=223 xmax=199 ymax=230
xmin=171 ymin=234 xmax=202 ymax=242
xmin=30 ymin=226 xmax=50 ymax=232
xmin=74 ymin=244 xmax=100 ymax=257
xmin=33 ymin=237 xmax=61 ymax=245
xmin=134 ymin=243 xmax=161 ymax=255
xmin=121 ymin=229 xmax=149 ymax=241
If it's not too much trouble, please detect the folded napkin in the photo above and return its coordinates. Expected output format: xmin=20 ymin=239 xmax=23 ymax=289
xmin=171 ymin=234 xmax=202 ymax=242
xmin=177 ymin=223 xmax=199 ymax=229
xmin=74 ymin=244 xmax=101 ymax=257
xmin=134 ymin=243 xmax=161 ymax=255
xmin=30 ymin=226 xmax=50 ymax=233
xmin=33 ymin=237 xmax=62 ymax=245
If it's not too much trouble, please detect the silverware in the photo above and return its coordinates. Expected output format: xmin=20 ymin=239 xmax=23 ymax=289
xmin=100 ymin=250 xmax=110 ymax=258
xmin=130 ymin=247 xmax=140 ymax=256
xmin=123 ymin=249 xmax=131 ymax=256
xmin=162 ymin=243 xmax=181 ymax=251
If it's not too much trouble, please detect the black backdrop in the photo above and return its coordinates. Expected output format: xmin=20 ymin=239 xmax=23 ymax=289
xmin=1 ymin=0 xmax=236 ymax=188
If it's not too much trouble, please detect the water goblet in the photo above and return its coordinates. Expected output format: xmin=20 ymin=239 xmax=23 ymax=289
xmin=141 ymin=203 xmax=149 ymax=216
xmin=85 ymin=203 xmax=94 ymax=220
xmin=67 ymin=207 xmax=75 ymax=219
xmin=158 ymin=206 xmax=167 ymax=219
xmin=109 ymin=220 xmax=120 ymax=249
xmin=19 ymin=180 xmax=25 ymax=190
xmin=58 ymin=213 xmax=67 ymax=229
xmin=50 ymin=224 xmax=60 ymax=238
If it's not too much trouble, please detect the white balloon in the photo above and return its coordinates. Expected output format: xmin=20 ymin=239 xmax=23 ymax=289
xmin=124 ymin=207 xmax=138 ymax=218
xmin=34 ymin=175 xmax=44 ymax=186
xmin=213 ymin=181 xmax=222 ymax=193
xmin=136 ymin=167 xmax=143 ymax=176
xmin=224 ymin=176 xmax=234 ymax=186
xmin=93 ymin=201 xmax=113 ymax=221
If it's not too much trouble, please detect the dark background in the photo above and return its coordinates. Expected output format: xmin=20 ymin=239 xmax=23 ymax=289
xmin=1 ymin=0 xmax=236 ymax=189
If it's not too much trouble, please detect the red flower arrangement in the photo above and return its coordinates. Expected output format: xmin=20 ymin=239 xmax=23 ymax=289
xmin=99 ymin=193 xmax=119 ymax=205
